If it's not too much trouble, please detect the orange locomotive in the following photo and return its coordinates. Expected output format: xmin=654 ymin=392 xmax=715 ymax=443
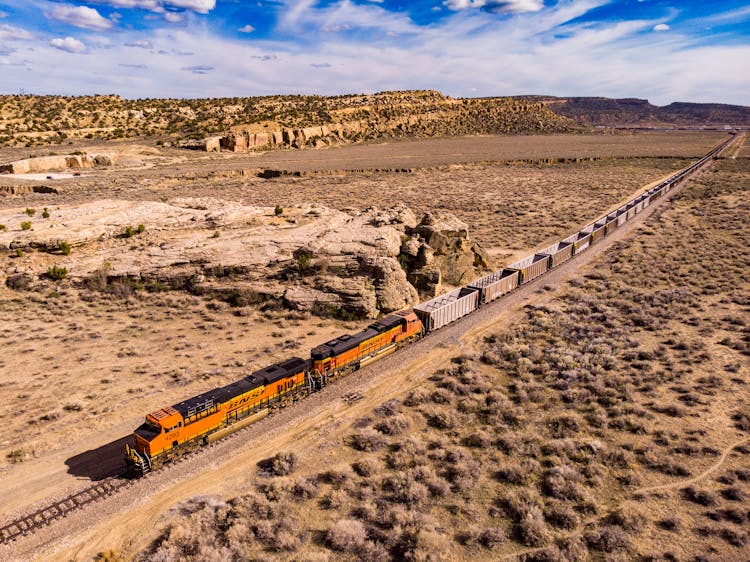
xmin=310 ymin=310 xmax=423 ymax=383
xmin=126 ymin=310 xmax=424 ymax=474
xmin=126 ymin=357 xmax=308 ymax=473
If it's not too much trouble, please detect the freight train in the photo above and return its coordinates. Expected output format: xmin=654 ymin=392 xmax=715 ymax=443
xmin=126 ymin=133 xmax=737 ymax=475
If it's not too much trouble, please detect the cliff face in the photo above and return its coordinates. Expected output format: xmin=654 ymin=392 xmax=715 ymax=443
xmin=186 ymin=93 xmax=575 ymax=152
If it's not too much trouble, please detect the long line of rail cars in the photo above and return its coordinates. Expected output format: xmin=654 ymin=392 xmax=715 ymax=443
xmin=126 ymin=133 xmax=738 ymax=475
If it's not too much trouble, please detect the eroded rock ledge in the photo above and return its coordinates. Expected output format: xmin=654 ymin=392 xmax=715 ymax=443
xmin=1 ymin=200 xmax=489 ymax=319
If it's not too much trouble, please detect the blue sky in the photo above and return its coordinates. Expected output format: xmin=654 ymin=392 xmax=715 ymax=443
xmin=0 ymin=0 xmax=748 ymax=104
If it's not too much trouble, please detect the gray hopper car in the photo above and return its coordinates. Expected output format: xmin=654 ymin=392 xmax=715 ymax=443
xmin=468 ymin=269 xmax=520 ymax=305
xmin=538 ymin=241 xmax=574 ymax=268
xmin=414 ymin=286 xmax=479 ymax=332
xmin=508 ymin=253 xmax=550 ymax=284
xmin=616 ymin=205 xmax=629 ymax=226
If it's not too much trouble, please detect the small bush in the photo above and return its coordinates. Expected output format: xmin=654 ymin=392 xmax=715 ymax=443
xmin=47 ymin=265 xmax=68 ymax=281
xmin=257 ymin=451 xmax=297 ymax=476
xmin=42 ymin=208 xmax=50 ymax=219
xmin=59 ymin=241 xmax=72 ymax=255
xmin=0 ymin=224 xmax=6 ymax=230
xmin=15 ymin=248 xmax=24 ymax=258
xmin=124 ymin=225 xmax=134 ymax=238
xmin=274 ymin=205 xmax=284 ymax=216
xmin=349 ymin=428 xmax=386 ymax=452
xmin=585 ymin=526 xmax=631 ymax=553
xmin=682 ymin=486 xmax=718 ymax=506
xmin=137 ymin=223 xmax=145 ymax=234
xmin=326 ymin=519 xmax=366 ymax=553
xmin=25 ymin=207 xmax=36 ymax=216
xmin=21 ymin=221 xmax=32 ymax=230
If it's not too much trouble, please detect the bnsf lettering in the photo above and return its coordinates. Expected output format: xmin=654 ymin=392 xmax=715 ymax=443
xmin=228 ymin=387 xmax=263 ymax=409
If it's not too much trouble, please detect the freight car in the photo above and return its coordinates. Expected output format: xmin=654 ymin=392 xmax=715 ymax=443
xmin=126 ymin=133 xmax=738 ymax=475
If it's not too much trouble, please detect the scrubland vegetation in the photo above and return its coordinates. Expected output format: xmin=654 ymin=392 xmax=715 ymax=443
xmin=132 ymin=158 xmax=749 ymax=560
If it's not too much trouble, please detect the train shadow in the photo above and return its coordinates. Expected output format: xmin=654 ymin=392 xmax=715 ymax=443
xmin=65 ymin=435 xmax=131 ymax=481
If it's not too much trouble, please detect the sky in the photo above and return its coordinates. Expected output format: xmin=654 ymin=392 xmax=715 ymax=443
xmin=0 ymin=0 xmax=748 ymax=104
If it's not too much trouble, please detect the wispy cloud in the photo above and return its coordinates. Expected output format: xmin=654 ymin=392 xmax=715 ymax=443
xmin=238 ymin=24 xmax=255 ymax=33
xmin=47 ymin=5 xmax=113 ymax=31
xmin=653 ymin=23 xmax=670 ymax=32
xmin=182 ymin=64 xmax=213 ymax=74
xmin=91 ymin=0 xmax=216 ymax=15
xmin=444 ymin=0 xmax=544 ymax=13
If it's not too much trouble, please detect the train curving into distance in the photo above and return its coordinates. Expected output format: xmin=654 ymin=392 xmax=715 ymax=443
xmin=126 ymin=133 xmax=738 ymax=475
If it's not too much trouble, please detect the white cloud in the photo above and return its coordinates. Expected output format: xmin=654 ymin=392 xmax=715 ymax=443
xmin=125 ymin=39 xmax=154 ymax=48
xmin=653 ymin=23 xmax=670 ymax=32
xmin=93 ymin=0 xmax=214 ymax=13
xmin=50 ymin=36 xmax=87 ymax=53
xmin=0 ymin=24 xmax=34 ymax=41
xmin=238 ymin=24 xmax=255 ymax=33
xmin=444 ymin=0 xmax=544 ymax=13
xmin=47 ymin=5 xmax=113 ymax=31
xmin=164 ymin=12 xmax=184 ymax=23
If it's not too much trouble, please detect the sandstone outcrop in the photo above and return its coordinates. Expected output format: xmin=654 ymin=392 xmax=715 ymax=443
xmin=0 ymin=199 xmax=488 ymax=318
xmin=0 ymin=153 xmax=116 ymax=174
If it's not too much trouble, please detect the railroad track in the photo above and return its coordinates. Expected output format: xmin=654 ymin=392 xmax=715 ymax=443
xmin=0 ymin=133 xmax=740 ymax=549
xmin=0 ymin=476 xmax=133 ymax=544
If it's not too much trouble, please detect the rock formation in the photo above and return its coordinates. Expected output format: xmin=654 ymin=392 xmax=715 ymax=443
xmin=0 ymin=199 xmax=489 ymax=319
xmin=0 ymin=153 xmax=116 ymax=174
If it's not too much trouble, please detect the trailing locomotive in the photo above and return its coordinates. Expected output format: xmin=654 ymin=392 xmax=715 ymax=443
xmin=126 ymin=133 xmax=738 ymax=475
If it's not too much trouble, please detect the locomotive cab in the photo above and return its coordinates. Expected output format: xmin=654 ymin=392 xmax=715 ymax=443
xmin=127 ymin=406 xmax=185 ymax=472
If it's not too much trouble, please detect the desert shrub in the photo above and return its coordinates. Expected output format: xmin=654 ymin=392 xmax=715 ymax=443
xmin=732 ymin=410 xmax=750 ymax=432
xmin=124 ymin=225 xmax=134 ymax=238
xmin=257 ymin=451 xmax=297 ymax=476
xmin=682 ymin=486 xmax=718 ymax=506
xmin=658 ymin=517 xmax=680 ymax=531
xmin=404 ymin=388 xmax=429 ymax=406
xmin=495 ymin=459 xmax=540 ymax=485
xmin=374 ymin=414 xmax=410 ymax=436
xmin=541 ymin=465 xmax=585 ymax=501
xmin=318 ymin=467 xmax=353 ymax=488
xmin=349 ymin=428 xmax=387 ymax=452
xmin=58 ymin=240 xmax=72 ymax=255
xmin=291 ymin=477 xmax=319 ymax=500
xmin=606 ymin=506 xmax=647 ymax=532
xmin=478 ymin=527 xmax=506 ymax=548
xmin=321 ymin=489 xmax=349 ymax=510
xmin=352 ymin=458 xmax=380 ymax=477
xmin=326 ymin=518 xmax=366 ymax=553
xmin=517 ymin=507 xmax=550 ymax=547
xmin=47 ymin=265 xmax=68 ymax=280
xmin=25 ymin=207 xmax=36 ymax=216
xmin=137 ymin=223 xmax=145 ymax=234
xmin=6 ymin=273 xmax=32 ymax=290
xmin=42 ymin=208 xmax=50 ymax=218
xmin=21 ymin=221 xmax=32 ymax=230
xmin=584 ymin=526 xmax=631 ymax=553
xmin=720 ymin=486 xmax=744 ymax=501
xmin=274 ymin=205 xmax=283 ymax=216
xmin=719 ymin=527 xmax=748 ymax=547
xmin=0 ymin=223 xmax=6 ymax=230
xmin=543 ymin=502 xmax=579 ymax=530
